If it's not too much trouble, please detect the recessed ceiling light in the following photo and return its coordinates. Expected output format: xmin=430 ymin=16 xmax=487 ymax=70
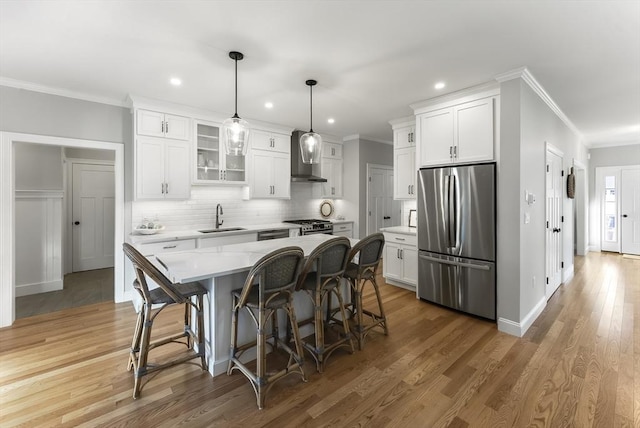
xmin=434 ymin=81 xmax=445 ymax=90
xmin=265 ymin=102 xmax=274 ymax=109
xmin=170 ymin=77 xmax=182 ymax=86
xmin=327 ymin=118 xmax=335 ymax=124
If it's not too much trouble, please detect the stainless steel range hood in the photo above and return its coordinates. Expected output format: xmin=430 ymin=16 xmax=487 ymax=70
xmin=290 ymin=131 xmax=327 ymax=182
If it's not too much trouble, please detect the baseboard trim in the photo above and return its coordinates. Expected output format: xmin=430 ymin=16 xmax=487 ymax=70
xmin=563 ymin=265 xmax=575 ymax=284
xmin=15 ymin=279 xmax=63 ymax=297
xmin=497 ymin=297 xmax=546 ymax=337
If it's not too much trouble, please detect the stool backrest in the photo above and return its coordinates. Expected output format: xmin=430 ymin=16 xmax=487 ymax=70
xmin=297 ymin=237 xmax=351 ymax=290
xmin=237 ymin=246 xmax=304 ymax=307
xmin=122 ymin=242 xmax=185 ymax=304
xmin=348 ymin=233 xmax=385 ymax=275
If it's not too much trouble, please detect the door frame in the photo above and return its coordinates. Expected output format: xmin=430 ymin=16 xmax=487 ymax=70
xmin=66 ymin=158 xmax=116 ymax=274
xmin=366 ymin=163 xmax=395 ymax=236
xmin=545 ymin=143 xmax=564 ymax=299
xmin=0 ymin=132 xmax=125 ymax=327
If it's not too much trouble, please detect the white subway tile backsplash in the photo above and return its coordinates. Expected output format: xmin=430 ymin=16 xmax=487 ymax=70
xmin=132 ymin=184 xmax=330 ymax=230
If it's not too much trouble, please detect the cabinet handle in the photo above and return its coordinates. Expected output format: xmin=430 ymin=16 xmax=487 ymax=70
xmin=453 ymin=146 xmax=457 ymax=158
xmin=395 ymin=237 xmax=406 ymax=241
xmin=449 ymin=146 xmax=453 ymax=159
xmin=400 ymin=249 xmax=403 ymax=260
xmin=397 ymin=249 xmax=400 ymax=259
xmin=165 ymin=182 xmax=169 ymax=194
xmin=161 ymin=121 xmax=165 ymax=133
xmin=165 ymin=121 xmax=169 ymax=134
xmin=162 ymin=245 xmax=177 ymax=249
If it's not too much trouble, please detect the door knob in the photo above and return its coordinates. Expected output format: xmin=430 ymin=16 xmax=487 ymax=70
xmin=622 ymin=214 xmax=628 ymax=218
xmin=383 ymin=216 xmax=391 ymax=220
xmin=74 ymin=221 xmax=80 ymax=225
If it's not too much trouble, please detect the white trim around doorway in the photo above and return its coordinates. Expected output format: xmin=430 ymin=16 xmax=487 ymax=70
xmin=0 ymin=132 xmax=127 ymax=328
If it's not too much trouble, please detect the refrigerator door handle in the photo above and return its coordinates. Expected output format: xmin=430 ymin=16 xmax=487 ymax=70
xmin=444 ymin=175 xmax=451 ymax=247
xmin=451 ymin=174 xmax=457 ymax=248
xmin=419 ymin=253 xmax=491 ymax=271
xmin=446 ymin=175 xmax=457 ymax=248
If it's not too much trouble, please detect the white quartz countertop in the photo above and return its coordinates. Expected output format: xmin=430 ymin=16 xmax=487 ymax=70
xmin=154 ymin=234 xmax=358 ymax=284
xmin=129 ymin=222 xmax=300 ymax=245
xmin=329 ymin=219 xmax=354 ymax=225
xmin=380 ymin=226 xmax=417 ymax=235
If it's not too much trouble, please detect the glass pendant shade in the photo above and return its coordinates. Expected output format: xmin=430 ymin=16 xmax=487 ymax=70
xmin=222 ymin=115 xmax=250 ymax=156
xmin=223 ymin=51 xmax=250 ymax=156
xmin=299 ymin=79 xmax=322 ymax=164
xmin=299 ymin=131 xmax=322 ymax=164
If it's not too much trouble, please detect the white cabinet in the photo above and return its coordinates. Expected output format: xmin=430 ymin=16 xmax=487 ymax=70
xmin=137 ymin=109 xmax=190 ymax=140
xmin=321 ymin=158 xmax=343 ymax=198
xmin=320 ymin=140 xmax=343 ymax=198
xmin=249 ymin=150 xmax=290 ymax=199
xmin=137 ymin=239 xmax=196 ymax=257
xmin=417 ymin=97 xmax=495 ymax=167
xmin=394 ymin=124 xmax=416 ymax=149
xmin=383 ymin=232 xmax=417 ymax=290
xmin=198 ymin=233 xmax=258 ymax=249
xmin=252 ymin=130 xmax=290 ymax=153
xmin=135 ymin=137 xmax=190 ymax=200
xmin=193 ymin=120 xmax=247 ymax=184
xmin=332 ymin=222 xmax=353 ymax=238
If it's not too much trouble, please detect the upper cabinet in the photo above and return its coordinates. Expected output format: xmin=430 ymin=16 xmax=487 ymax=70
xmin=413 ymin=87 xmax=498 ymax=167
xmin=390 ymin=118 xmax=417 ymax=200
xmin=246 ymin=128 xmax=292 ymax=199
xmin=137 ymin=109 xmax=190 ymax=140
xmin=394 ymin=124 xmax=416 ymax=149
xmin=320 ymin=140 xmax=343 ymax=198
xmin=193 ymin=120 xmax=246 ymax=184
xmin=135 ymin=137 xmax=190 ymax=200
xmin=252 ymin=130 xmax=290 ymax=153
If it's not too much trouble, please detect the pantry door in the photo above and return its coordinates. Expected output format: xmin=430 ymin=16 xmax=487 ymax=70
xmin=72 ymin=163 xmax=115 ymax=271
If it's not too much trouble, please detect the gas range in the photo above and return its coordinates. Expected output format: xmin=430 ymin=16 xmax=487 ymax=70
xmin=284 ymin=219 xmax=333 ymax=235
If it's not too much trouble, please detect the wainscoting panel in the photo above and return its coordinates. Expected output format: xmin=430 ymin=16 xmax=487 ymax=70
xmin=15 ymin=190 xmax=63 ymax=296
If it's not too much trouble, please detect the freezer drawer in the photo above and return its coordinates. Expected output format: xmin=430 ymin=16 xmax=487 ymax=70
xmin=418 ymin=251 xmax=495 ymax=320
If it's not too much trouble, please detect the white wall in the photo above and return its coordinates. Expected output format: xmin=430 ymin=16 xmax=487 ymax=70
xmin=497 ymin=75 xmax=588 ymax=335
xmin=588 ymin=144 xmax=640 ymax=250
xmin=14 ymin=143 xmax=63 ymax=190
xmin=342 ymin=138 xmax=360 ymax=236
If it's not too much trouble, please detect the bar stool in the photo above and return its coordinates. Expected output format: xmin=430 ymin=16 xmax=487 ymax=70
xmin=122 ymin=243 xmax=208 ymax=399
xmin=227 ymin=246 xmax=307 ymax=409
xmin=341 ymin=233 xmax=387 ymax=350
xmin=294 ymin=236 xmax=354 ymax=373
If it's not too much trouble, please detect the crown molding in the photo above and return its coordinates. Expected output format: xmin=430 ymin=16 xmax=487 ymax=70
xmin=0 ymin=76 xmax=127 ymax=108
xmin=495 ymin=67 xmax=583 ymax=140
xmin=410 ymin=81 xmax=500 ymax=114
xmin=342 ymin=134 xmax=392 ymax=145
xmin=587 ymin=139 xmax=640 ymax=149
xmin=389 ymin=115 xmax=415 ymax=127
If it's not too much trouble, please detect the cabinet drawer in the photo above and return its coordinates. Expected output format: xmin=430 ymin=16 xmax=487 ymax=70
xmin=137 ymin=239 xmax=196 ymax=256
xmin=333 ymin=223 xmax=352 ymax=233
xmin=198 ymin=233 xmax=258 ymax=248
xmin=384 ymin=233 xmax=417 ymax=247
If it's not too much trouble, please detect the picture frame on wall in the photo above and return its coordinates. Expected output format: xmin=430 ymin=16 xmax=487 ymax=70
xmin=408 ymin=209 xmax=417 ymax=228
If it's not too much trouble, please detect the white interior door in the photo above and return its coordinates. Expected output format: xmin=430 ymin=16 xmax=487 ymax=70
xmin=600 ymin=169 xmax=621 ymax=252
xmin=367 ymin=165 xmax=401 ymax=235
xmin=72 ymin=163 xmax=115 ymax=272
xmin=546 ymin=149 xmax=563 ymax=298
xmin=621 ymin=168 xmax=640 ymax=255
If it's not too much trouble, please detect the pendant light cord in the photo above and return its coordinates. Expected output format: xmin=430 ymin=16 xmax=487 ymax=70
xmin=233 ymin=58 xmax=239 ymax=118
xmin=309 ymin=84 xmax=314 ymax=132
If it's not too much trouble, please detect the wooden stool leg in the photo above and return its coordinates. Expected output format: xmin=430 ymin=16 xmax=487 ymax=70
xmin=227 ymin=296 xmax=239 ymax=376
xmin=133 ymin=304 xmax=153 ymax=399
xmin=128 ymin=309 xmax=143 ymax=371
xmin=333 ymin=287 xmax=355 ymax=354
xmin=371 ymin=278 xmax=389 ymax=335
xmin=314 ymin=287 xmax=325 ymax=372
xmin=256 ymin=307 xmax=268 ymax=410
xmin=197 ymin=294 xmax=206 ymax=370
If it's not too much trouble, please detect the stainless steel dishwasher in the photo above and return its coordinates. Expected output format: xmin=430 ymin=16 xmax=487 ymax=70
xmin=257 ymin=229 xmax=290 ymax=241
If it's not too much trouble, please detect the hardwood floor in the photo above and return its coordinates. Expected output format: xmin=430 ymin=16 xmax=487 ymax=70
xmin=15 ymin=268 xmax=114 ymax=319
xmin=0 ymin=252 xmax=637 ymax=427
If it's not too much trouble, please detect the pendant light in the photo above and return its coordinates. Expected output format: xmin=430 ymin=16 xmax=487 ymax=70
xmin=299 ymin=79 xmax=322 ymax=164
xmin=222 ymin=51 xmax=250 ymax=156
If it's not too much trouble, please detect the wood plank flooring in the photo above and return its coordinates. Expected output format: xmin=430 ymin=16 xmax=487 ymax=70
xmin=0 ymin=252 xmax=637 ymax=427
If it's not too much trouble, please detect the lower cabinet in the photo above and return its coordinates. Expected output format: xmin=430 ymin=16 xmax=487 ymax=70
xmin=332 ymin=222 xmax=353 ymax=238
xmin=197 ymin=233 xmax=258 ymax=248
xmin=383 ymin=232 xmax=417 ymax=290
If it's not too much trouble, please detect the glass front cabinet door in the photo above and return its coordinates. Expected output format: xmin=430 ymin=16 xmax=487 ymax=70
xmin=194 ymin=120 xmax=247 ymax=184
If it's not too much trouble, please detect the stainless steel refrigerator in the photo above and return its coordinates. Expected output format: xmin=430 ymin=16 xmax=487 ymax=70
xmin=417 ymin=163 xmax=496 ymax=320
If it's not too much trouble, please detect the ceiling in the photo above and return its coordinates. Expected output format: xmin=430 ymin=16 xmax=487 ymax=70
xmin=1 ymin=1 xmax=639 ymax=147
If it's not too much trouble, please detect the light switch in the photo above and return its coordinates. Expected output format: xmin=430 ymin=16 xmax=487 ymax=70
xmin=524 ymin=212 xmax=531 ymax=224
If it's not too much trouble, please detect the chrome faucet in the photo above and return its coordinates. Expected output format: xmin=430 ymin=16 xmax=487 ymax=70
xmin=215 ymin=204 xmax=224 ymax=229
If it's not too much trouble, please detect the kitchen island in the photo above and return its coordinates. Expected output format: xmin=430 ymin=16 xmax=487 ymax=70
xmin=152 ymin=234 xmax=355 ymax=376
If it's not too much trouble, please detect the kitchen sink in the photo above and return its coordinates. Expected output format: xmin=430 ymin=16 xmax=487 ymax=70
xmin=198 ymin=227 xmax=246 ymax=233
